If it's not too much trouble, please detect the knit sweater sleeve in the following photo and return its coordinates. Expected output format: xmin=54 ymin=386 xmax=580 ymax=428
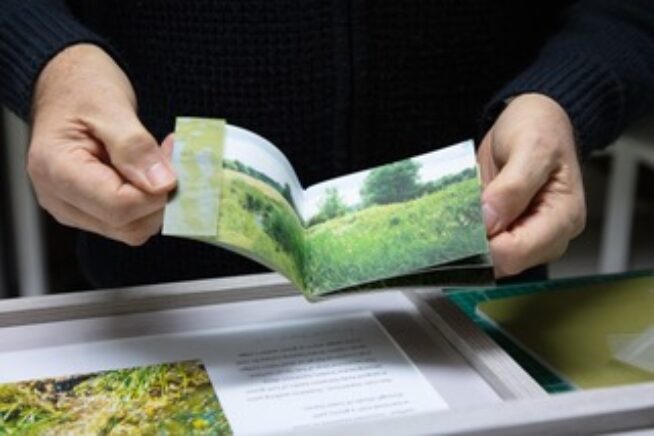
xmin=0 ymin=0 xmax=116 ymax=120
xmin=484 ymin=0 xmax=654 ymax=158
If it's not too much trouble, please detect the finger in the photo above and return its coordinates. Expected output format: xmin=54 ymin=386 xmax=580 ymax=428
xmin=489 ymin=195 xmax=578 ymax=278
xmin=476 ymin=134 xmax=497 ymax=188
xmin=112 ymin=209 xmax=164 ymax=246
xmin=48 ymin=148 xmax=168 ymax=227
xmin=161 ymin=133 xmax=175 ymax=161
xmin=37 ymin=192 xmax=106 ymax=231
xmin=482 ymin=141 xmax=555 ymax=236
xmin=41 ymin=195 xmax=163 ymax=246
xmin=85 ymin=110 xmax=176 ymax=194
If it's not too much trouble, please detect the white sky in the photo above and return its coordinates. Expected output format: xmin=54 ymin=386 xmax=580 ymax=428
xmin=223 ymin=126 xmax=305 ymax=208
xmin=222 ymin=127 xmax=475 ymax=223
xmin=302 ymin=140 xmax=476 ymax=220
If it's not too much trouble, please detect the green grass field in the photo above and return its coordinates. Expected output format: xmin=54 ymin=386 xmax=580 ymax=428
xmin=304 ymin=177 xmax=488 ymax=295
xmin=0 ymin=361 xmax=231 ymax=435
xmin=217 ymin=169 xmax=305 ymax=288
xmin=215 ymin=169 xmax=486 ymax=296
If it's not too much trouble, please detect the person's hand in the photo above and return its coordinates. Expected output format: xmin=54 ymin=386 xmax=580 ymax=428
xmin=28 ymin=44 xmax=176 ymax=246
xmin=477 ymin=93 xmax=586 ymax=278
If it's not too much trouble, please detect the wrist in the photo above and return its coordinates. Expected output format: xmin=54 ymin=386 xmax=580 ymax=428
xmin=33 ymin=43 xmax=136 ymax=119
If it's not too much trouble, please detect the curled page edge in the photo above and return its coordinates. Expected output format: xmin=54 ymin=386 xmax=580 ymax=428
xmin=607 ymin=333 xmax=639 ymax=354
xmin=610 ymin=326 xmax=654 ymax=374
xmin=163 ymin=117 xmax=225 ymax=237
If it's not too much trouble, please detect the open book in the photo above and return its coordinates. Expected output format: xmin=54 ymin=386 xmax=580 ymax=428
xmin=163 ymin=118 xmax=492 ymax=300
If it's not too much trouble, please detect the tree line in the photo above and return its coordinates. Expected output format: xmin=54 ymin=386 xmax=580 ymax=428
xmin=223 ymin=159 xmax=298 ymax=213
xmin=308 ymin=161 xmax=476 ymax=226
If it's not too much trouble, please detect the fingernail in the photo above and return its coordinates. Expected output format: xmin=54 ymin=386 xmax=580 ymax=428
xmin=483 ymin=203 xmax=500 ymax=235
xmin=146 ymin=161 xmax=175 ymax=189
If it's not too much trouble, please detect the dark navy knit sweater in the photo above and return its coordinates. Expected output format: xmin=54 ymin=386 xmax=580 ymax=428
xmin=1 ymin=1 xmax=653 ymax=287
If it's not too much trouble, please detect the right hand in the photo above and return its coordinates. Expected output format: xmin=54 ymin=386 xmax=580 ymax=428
xmin=28 ymin=44 xmax=176 ymax=246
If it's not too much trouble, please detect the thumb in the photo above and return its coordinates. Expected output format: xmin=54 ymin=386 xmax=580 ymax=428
xmin=161 ymin=133 xmax=175 ymax=161
xmin=91 ymin=112 xmax=176 ymax=194
xmin=481 ymin=145 xmax=551 ymax=236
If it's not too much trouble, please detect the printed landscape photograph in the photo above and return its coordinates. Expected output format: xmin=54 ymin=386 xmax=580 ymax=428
xmin=217 ymin=131 xmax=306 ymax=289
xmin=0 ymin=360 xmax=232 ymax=435
xmin=302 ymin=141 xmax=489 ymax=294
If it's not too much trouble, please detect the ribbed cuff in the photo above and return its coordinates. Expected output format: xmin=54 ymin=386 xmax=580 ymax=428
xmin=0 ymin=2 xmax=118 ymax=120
xmin=483 ymin=51 xmax=624 ymax=159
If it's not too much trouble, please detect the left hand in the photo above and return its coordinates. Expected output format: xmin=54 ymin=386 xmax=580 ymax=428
xmin=477 ymin=93 xmax=587 ymax=278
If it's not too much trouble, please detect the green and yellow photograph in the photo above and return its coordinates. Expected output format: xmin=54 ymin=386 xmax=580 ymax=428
xmin=215 ymin=136 xmax=487 ymax=296
xmin=0 ymin=360 xmax=232 ymax=435
xmin=302 ymin=142 xmax=488 ymax=294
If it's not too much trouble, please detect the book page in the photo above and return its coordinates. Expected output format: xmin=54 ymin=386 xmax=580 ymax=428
xmin=0 ymin=312 xmax=449 ymax=435
xmin=216 ymin=126 xmax=306 ymax=288
xmin=164 ymin=119 xmax=307 ymax=289
xmin=302 ymin=141 xmax=490 ymax=296
xmin=163 ymin=118 xmax=225 ymax=236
